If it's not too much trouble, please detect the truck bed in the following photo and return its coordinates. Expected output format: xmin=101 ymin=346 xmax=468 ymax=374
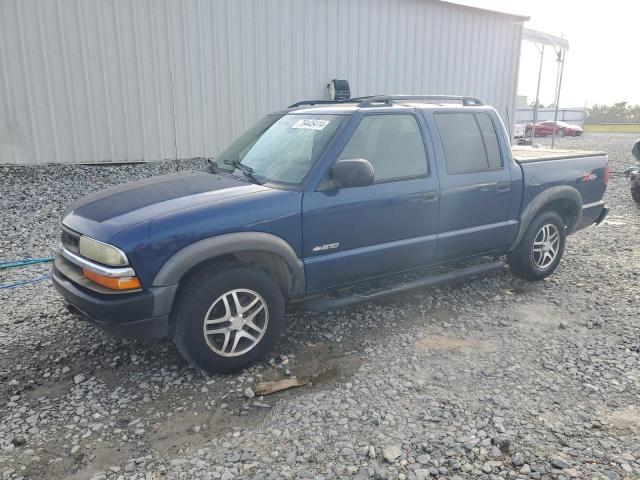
xmin=512 ymin=146 xmax=607 ymax=163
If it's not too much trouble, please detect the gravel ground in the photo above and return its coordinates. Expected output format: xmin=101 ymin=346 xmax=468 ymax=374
xmin=0 ymin=133 xmax=639 ymax=480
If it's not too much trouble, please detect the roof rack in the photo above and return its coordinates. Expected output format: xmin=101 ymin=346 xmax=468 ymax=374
xmin=357 ymin=95 xmax=484 ymax=107
xmin=288 ymin=99 xmax=343 ymax=108
xmin=288 ymin=95 xmax=484 ymax=109
xmin=287 ymin=96 xmax=376 ymax=108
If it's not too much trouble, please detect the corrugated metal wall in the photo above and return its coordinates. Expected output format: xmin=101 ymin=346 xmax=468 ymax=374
xmin=0 ymin=0 xmax=524 ymax=165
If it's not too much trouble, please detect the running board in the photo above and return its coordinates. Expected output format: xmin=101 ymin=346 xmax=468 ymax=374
xmin=304 ymin=260 xmax=505 ymax=313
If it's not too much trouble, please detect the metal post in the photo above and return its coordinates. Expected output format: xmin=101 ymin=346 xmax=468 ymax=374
xmin=531 ymin=44 xmax=545 ymax=145
xmin=551 ymin=49 xmax=566 ymax=149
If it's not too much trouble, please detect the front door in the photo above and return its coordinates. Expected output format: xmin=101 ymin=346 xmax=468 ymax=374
xmin=302 ymin=112 xmax=440 ymax=292
xmin=429 ymin=111 xmax=514 ymax=261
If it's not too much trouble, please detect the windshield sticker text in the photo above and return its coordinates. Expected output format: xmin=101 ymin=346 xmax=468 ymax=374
xmin=292 ymin=119 xmax=330 ymax=131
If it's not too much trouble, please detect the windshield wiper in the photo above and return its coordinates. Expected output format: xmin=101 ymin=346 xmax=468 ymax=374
xmin=223 ymin=159 xmax=262 ymax=184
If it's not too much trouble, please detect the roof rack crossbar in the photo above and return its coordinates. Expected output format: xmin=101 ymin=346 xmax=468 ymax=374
xmin=357 ymin=95 xmax=484 ymax=107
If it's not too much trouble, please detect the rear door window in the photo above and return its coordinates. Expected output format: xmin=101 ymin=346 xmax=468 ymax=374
xmin=434 ymin=112 xmax=503 ymax=174
xmin=475 ymin=113 xmax=503 ymax=169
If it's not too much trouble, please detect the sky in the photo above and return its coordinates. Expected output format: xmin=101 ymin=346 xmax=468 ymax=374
xmin=460 ymin=0 xmax=640 ymax=108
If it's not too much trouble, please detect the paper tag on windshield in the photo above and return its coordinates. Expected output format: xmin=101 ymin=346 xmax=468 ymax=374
xmin=292 ymin=119 xmax=330 ymax=131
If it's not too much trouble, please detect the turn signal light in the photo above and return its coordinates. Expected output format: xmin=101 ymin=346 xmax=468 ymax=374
xmin=83 ymin=269 xmax=141 ymax=290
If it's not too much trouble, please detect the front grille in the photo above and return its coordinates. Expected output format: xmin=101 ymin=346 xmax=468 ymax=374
xmin=61 ymin=226 xmax=80 ymax=255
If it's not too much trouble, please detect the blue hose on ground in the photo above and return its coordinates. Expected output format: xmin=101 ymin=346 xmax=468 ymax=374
xmin=0 ymin=274 xmax=51 ymax=290
xmin=0 ymin=256 xmax=54 ymax=289
xmin=0 ymin=257 xmax=54 ymax=270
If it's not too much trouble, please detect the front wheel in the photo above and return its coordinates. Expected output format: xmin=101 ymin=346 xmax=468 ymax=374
xmin=507 ymin=211 xmax=566 ymax=281
xmin=171 ymin=263 xmax=285 ymax=373
xmin=632 ymin=186 xmax=640 ymax=204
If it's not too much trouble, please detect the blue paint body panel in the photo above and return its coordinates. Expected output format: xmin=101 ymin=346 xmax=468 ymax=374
xmin=58 ymin=103 xmax=609 ymax=301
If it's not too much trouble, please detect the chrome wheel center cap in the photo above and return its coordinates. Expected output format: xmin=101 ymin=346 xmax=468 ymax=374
xmin=230 ymin=316 xmax=244 ymax=330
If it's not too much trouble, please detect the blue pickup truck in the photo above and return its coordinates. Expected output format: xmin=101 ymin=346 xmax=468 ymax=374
xmin=53 ymin=95 xmax=609 ymax=372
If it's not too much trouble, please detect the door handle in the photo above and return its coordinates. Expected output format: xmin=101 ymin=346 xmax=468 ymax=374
xmin=422 ymin=191 xmax=439 ymax=202
xmin=496 ymin=181 xmax=511 ymax=193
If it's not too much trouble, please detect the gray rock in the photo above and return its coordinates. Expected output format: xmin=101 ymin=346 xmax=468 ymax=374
xmin=512 ymin=453 xmax=525 ymax=467
xmin=368 ymin=445 xmax=377 ymax=459
xmin=414 ymin=469 xmax=430 ymax=480
xmin=382 ymin=445 xmax=401 ymax=463
xmin=550 ymin=458 xmax=570 ymax=469
xmin=244 ymin=387 xmax=255 ymax=398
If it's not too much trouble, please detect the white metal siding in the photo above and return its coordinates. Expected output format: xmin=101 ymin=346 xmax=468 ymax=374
xmin=0 ymin=0 xmax=524 ymax=164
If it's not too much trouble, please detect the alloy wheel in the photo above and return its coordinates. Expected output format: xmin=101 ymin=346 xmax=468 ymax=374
xmin=202 ymin=288 xmax=269 ymax=357
xmin=532 ymin=224 xmax=560 ymax=269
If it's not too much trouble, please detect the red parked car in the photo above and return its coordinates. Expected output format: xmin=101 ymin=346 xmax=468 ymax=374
xmin=525 ymin=121 xmax=583 ymax=137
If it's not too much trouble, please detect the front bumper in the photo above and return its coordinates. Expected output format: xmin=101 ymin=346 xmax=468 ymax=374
xmin=52 ymin=259 xmax=177 ymax=340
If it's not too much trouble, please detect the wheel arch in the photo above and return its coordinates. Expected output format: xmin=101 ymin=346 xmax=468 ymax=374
xmin=511 ymin=186 xmax=582 ymax=250
xmin=152 ymin=232 xmax=305 ymax=297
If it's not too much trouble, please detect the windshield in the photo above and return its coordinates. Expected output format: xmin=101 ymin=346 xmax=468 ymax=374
xmin=215 ymin=114 xmax=345 ymax=185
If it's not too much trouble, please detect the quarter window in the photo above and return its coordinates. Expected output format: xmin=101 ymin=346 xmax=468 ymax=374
xmin=434 ymin=112 xmax=503 ymax=174
xmin=338 ymin=114 xmax=428 ymax=182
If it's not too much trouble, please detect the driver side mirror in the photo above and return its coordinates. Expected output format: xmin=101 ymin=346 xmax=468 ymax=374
xmin=319 ymin=158 xmax=375 ymax=190
xmin=633 ymin=139 xmax=640 ymax=161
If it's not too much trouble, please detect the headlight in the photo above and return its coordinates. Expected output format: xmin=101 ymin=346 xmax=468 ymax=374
xmin=78 ymin=236 xmax=128 ymax=266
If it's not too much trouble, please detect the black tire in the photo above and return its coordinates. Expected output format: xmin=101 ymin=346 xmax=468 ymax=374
xmin=556 ymin=128 xmax=566 ymax=137
xmin=525 ymin=127 xmax=532 ymax=136
xmin=632 ymin=186 xmax=640 ymax=204
xmin=171 ymin=263 xmax=285 ymax=373
xmin=507 ymin=211 xmax=566 ymax=281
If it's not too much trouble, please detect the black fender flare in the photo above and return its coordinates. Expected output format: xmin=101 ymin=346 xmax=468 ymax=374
xmin=152 ymin=232 xmax=305 ymax=296
xmin=510 ymin=186 xmax=582 ymax=250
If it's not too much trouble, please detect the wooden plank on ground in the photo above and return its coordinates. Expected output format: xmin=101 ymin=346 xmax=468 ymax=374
xmin=253 ymin=377 xmax=308 ymax=396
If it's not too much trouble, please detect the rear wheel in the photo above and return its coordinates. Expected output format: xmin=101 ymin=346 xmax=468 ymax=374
xmin=507 ymin=211 xmax=566 ymax=281
xmin=171 ymin=263 xmax=285 ymax=373
xmin=632 ymin=186 xmax=640 ymax=204
xmin=556 ymin=128 xmax=566 ymax=137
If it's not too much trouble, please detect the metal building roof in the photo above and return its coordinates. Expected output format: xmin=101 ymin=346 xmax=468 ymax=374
xmin=438 ymin=1 xmax=529 ymax=21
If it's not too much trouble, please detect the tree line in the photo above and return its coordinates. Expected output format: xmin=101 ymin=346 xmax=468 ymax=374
xmin=585 ymin=102 xmax=640 ymax=124
xmin=527 ymin=101 xmax=640 ymax=124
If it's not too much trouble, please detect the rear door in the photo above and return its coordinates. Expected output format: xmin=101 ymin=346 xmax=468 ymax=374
xmin=302 ymin=112 xmax=440 ymax=291
xmin=428 ymin=110 xmax=514 ymax=261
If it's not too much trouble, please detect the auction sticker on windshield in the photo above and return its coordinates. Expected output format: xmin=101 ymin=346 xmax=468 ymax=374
xmin=292 ymin=119 xmax=330 ymax=130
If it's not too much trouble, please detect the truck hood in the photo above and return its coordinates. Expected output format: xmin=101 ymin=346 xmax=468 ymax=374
xmin=62 ymin=170 xmax=269 ymax=241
